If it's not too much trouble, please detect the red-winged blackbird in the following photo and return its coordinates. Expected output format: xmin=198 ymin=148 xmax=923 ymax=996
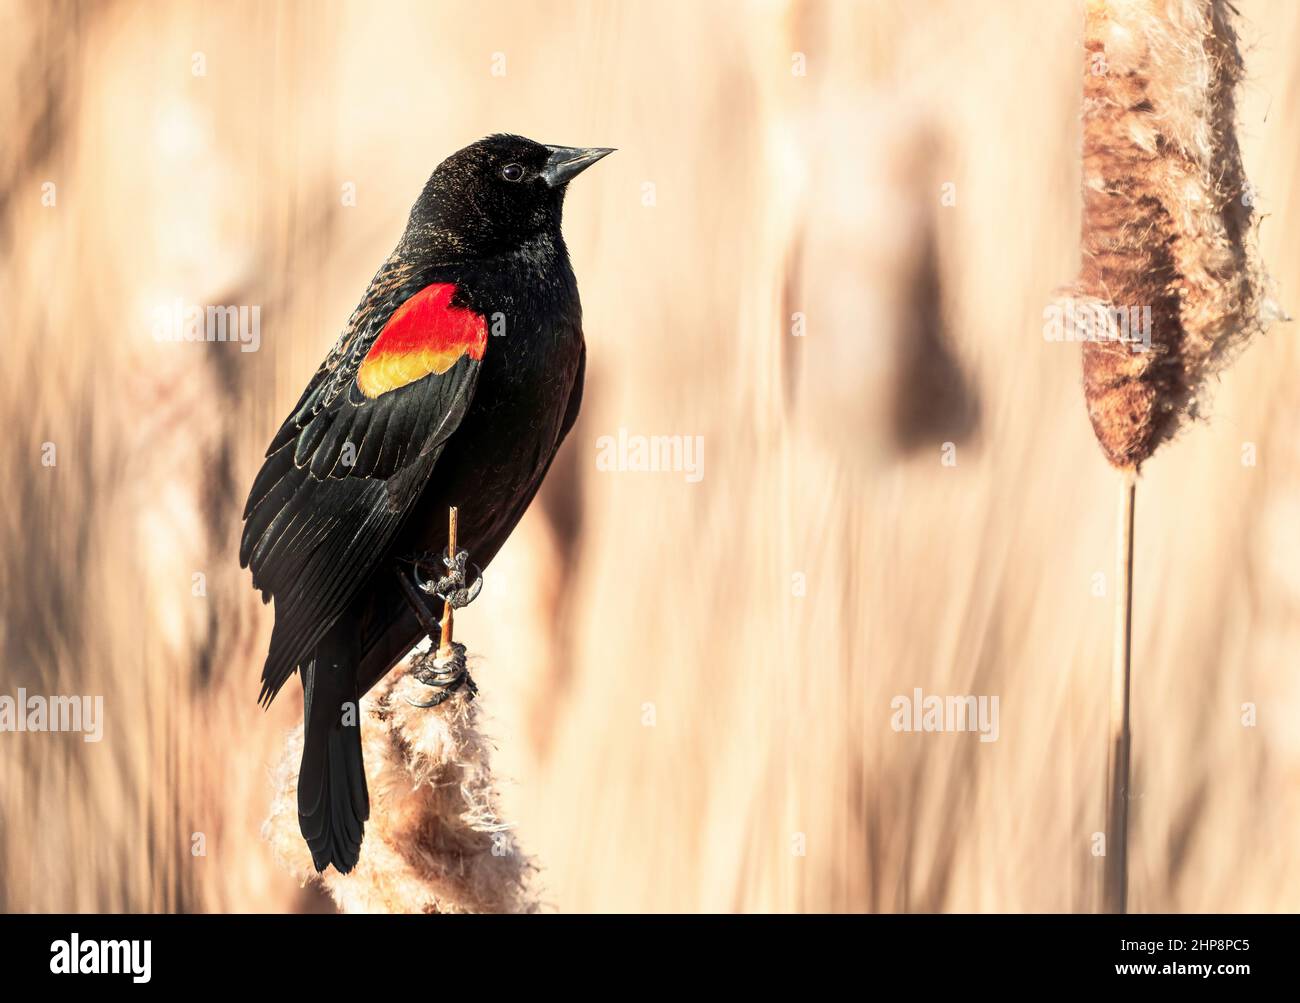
xmin=240 ymin=135 xmax=611 ymax=874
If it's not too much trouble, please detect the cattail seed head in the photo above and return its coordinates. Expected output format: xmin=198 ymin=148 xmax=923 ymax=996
xmin=264 ymin=659 xmax=536 ymax=913
xmin=1076 ymin=0 xmax=1278 ymax=470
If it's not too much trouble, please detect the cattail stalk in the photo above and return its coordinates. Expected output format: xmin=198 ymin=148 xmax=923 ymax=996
xmin=438 ymin=506 xmax=458 ymax=658
xmin=1103 ymin=470 xmax=1135 ymax=912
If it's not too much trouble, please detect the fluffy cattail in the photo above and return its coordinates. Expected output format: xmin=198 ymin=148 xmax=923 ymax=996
xmin=264 ymin=658 xmax=537 ymax=914
xmin=1077 ymin=0 xmax=1276 ymax=469
xmin=1073 ymin=0 xmax=1281 ymax=915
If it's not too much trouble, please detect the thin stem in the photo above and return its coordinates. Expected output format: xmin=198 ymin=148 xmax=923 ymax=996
xmin=437 ymin=506 xmax=458 ymax=659
xmin=1104 ymin=469 xmax=1136 ymax=913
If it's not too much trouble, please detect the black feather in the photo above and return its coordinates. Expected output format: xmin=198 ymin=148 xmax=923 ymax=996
xmin=294 ymin=409 xmax=335 ymax=468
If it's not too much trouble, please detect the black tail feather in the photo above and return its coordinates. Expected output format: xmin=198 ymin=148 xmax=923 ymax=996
xmin=298 ymin=622 xmax=369 ymax=874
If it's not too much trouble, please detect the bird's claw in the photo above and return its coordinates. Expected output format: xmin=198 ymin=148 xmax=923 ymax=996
xmin=413 ymin=548 xmax=483 ymax=609
xmin=404 ymin=641 xmax=477 ymax=708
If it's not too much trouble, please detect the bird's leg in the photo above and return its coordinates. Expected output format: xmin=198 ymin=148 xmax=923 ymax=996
xmin=395 ymin=567 xmax=442 ymax=642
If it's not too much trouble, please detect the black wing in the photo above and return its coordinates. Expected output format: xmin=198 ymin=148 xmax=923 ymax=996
xmin=240 ymin=259 xmax=481 ymax=707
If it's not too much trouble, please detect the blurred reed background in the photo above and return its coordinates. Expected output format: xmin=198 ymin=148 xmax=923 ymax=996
xmin=1 ymin=0 xmax=1297 ymax=912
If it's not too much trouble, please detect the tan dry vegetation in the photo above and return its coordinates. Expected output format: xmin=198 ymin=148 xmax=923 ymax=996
xmin=0 ymin=0 xmax=1297 ymax=913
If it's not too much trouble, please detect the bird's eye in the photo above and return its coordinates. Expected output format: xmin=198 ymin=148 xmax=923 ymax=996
xmin=501 ymin=163 xmax=525 ymax=182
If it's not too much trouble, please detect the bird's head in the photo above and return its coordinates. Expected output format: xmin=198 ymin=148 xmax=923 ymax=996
xmin=404 ymin=134 xmax=613 ymax=258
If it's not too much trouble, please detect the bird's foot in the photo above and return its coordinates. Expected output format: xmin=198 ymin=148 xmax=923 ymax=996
xmin=404 ymin=641 xmax=477 ymax=708
xmin=413 ymin=546 xmax=483 ymax=610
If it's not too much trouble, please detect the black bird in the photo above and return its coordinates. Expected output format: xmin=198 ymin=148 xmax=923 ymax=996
xmin=240 ymin=135 xmax=611 ymax=874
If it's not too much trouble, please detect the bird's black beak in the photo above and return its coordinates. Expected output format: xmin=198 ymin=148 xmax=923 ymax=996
xmin=541 ymin=145 xmax=615 ymax=188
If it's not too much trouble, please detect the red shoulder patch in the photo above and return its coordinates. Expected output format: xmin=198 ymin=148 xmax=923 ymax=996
xmin=356 ymin=283 xmax=487 ymax=399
